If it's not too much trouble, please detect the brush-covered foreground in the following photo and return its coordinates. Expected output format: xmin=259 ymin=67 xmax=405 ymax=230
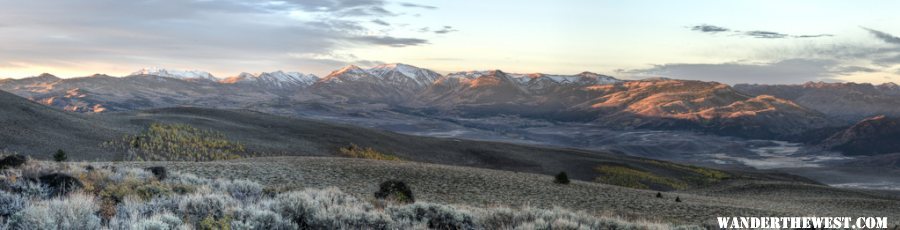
xmin=0 ymin=159 xmax=700 ymax=230
xmin=115 ymin=157 xmax=900 ymax=227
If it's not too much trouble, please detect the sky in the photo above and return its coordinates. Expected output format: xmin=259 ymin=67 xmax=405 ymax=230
xmin=1 ymin=0 xmax=900 ymax=84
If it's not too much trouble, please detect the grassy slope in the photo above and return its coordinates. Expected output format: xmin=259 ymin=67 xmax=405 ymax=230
xmin=114 ymin=157 xmax=900 ymax=226
xmin=1 ymin=90 xmax=818 ymax=190
xmin=99 ymin=107 xmax=815 ymax=190
xmin=0 ymin=90 xmax=125 ymax=159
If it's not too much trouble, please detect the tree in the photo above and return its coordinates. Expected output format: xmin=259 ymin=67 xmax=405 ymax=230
xmin=53 ymin=149 xmax=67 ymax=162
xmin=554 ymin=171 xmax=570 ymax=184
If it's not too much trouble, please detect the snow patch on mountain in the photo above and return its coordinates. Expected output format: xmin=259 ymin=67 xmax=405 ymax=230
xmin=323 ymin=63 xmax=441 ymax=88
xmin=132 ymin=68 xmax=218 ymax=81
xmin=222 ymin=71 xmax=319 ymax=88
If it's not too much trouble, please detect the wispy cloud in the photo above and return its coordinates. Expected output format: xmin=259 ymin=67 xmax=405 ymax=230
xmin=862 ymin=27 xmax=900 ymax=45
xmin=433 ymin=26 xmax=458 ymax=34
xmin=795 ymin=34 xmax=834 ymax=38
xmin=635 ymin=26 xmax=900 ymax=84
xmin=353 ymin=36 xmax=428 ymax=47
xmin=691 ymin=24 xmax=729 ymax=33
xmin=371 ymin=19 xmax=390 ymax=26
xmin=689 ymin=24 xmax=832 ymax=39
xmin=621 ymin=59 xmax=842 ymax=84
xmin=399 ymin=2 xmax=437 ymax=10
xmin=744 ymin=31 xmax=789 ymax=39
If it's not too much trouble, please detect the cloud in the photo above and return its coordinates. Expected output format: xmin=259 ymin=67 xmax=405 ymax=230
xmin=691 ymin=24 xmax=729 ymax=33
xmin=834 ymin=66 xmax=878 ymax=75
xmin=371 ymin=19 xmax=390 ymax=26
xmin=0 ymin=0 xmax=436 ymax=77
xmin=690 ymin=24 xmax=832 ymax=39
xmin=678 ymin=26 xmax=900 ymax=84
xmin=621 ymin=59 xmax=843 ymax=84
xmin=353 ymin=36 xmax=428 ymax=47
xmin=744 ymin=31 xmax=789 ymax=39
xmin=0 ymin=61 xmax=25 ymax=68
xmin=433 ymin=26 xmax=458 ymax=34
xmin=399 ymin=2 xmax=437 ymax=9
xmin=351 ymin=59 xmax=387 ymax=67
xmin=795 ymin=34 xmax=833 ymax=38
xmin=862 ymin=27 xmax=900 ymax=45
xmin=874 ymin=55 xmax=900 ymax=66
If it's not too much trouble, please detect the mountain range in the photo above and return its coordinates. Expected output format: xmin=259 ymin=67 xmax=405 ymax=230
xmin=735 ymin=82 xmax=900 ymax=122
xmin=1 ymin=63 xmax=898 ymax=156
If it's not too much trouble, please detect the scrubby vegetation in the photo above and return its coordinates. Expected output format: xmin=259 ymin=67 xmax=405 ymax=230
xmin=374 ymin=180 xmax=415 ymax=204
xmin=554 ymin=171 xmax=570 ymax=184
xmin=644 ymin=160 xmax=730 ymax=185
xmin=594 ymin=165 xmax=689 ymax=190
xmin=0 ymin=153 xmax=26 ymax=170
xmin=0 ymin=159 xmax=700 ymax=229
xmin=52 ymin=149 xmax=66 ymax=162
xmin=594 ymin=161 xmax=732 ymax=191
xmin=102 ymin=123 xmax=249 ymax=161
xmin=339 ymin=144 xmax=402 ymax=161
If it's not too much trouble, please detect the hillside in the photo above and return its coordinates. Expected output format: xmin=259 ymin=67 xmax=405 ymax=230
xmin=0 ymin=90 xmax=123 ymax=159
xmin=820 ymin=115 xmax=900 ymax=155
xmin=734 ymin=82 xmax=900 ymax=122
xmin=0 ymin=90 xmax=793 ymax=190
xmin=575 ymin=79 xmax=833 ymax=138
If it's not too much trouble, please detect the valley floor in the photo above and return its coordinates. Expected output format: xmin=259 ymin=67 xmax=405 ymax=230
xmin=111 ymin=157 xmax=900 ymax=226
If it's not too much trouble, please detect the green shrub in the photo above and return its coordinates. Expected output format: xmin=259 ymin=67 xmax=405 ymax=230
xmin=53 ymin=149 xmax=67 ymax=162
xmin=273 ymin=187 xmax=392 ymax=229
xmin=103 ymin=123 xmax=247 ymax=161
xmin=214 ymin=179 xmax=262 ymax=202
xmin=374 ymin=180 xmax=415 ymax=204
xmin=594 ymin=165 xmax=688 ymax=190
xmin=178 ymin=193 xmax=236 ymax=225
xmin=388 ymin=203 xmax=476 ymax=230
xmin=199 ymin=214 xmax=232 ymax=230
xmin=645 ymin=160 xmax=730 ymax=185
xmin=231 ymin=207 xmax=298 ymax=230
xmin=554 ymin=171 xmax=570 ymax=184
xmin=339 ymin=144 xmax=402 ymax=161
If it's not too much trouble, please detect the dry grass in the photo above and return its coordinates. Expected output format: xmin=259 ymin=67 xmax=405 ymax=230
xmin=112 ymin=157 xmax=900 ymax=226
xmin=338 ymin=144 xmax=403 ymax=161
xmin=0 ymin=159 xmax=704 ymax=229
xmin=594 ymin=165 xmax=689 ymax=190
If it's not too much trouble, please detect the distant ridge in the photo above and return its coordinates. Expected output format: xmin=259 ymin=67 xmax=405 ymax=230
xmin=0 ymin=63 xmax=840 ymax=140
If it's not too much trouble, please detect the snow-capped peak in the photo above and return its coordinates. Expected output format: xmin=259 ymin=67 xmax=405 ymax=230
xmin=367 ymin=63 xmax=441 ymax=87
xmin=369 ymin=63 xmax=419 ymax=76
xmin=474 ymin=70 xmax=621 ymax=87
xmin=221 ymin=71 xmax=319 ymax=88
xmin=446 ymin=70 xmax=502 ymax=79
xmin=322 ymin=63 xmax=442 ymax=88
xmin=330 ymin=65 xmax=369 ymax=76
xmin=877 ymin=82 xmax=900 ymax=91
xmin=132 ymin=68 xmax=218 ymax=81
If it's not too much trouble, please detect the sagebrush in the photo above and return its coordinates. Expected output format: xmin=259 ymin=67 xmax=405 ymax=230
xmin=0 ymin=160 xmax=700 ymax=229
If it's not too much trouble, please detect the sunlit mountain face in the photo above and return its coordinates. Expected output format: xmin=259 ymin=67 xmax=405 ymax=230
xmin=0 ymin=64 xmax=834 ymax=138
